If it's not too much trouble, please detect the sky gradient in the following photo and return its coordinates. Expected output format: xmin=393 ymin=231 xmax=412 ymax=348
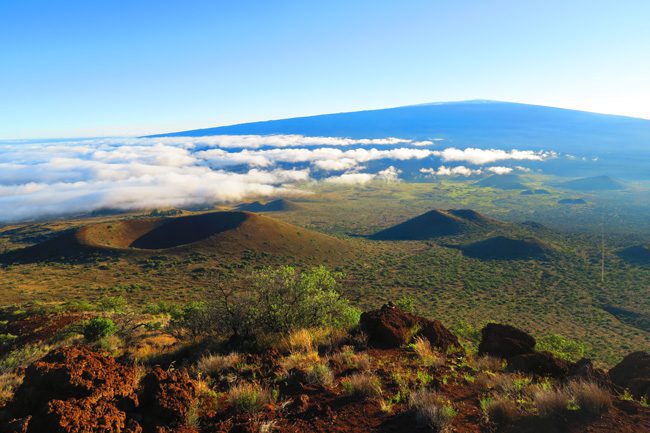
xmin=1 ymin=0 xmax=649 ymax=138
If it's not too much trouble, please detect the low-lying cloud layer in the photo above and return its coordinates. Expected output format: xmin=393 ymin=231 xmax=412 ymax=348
xmin=0 ymin=135 xmax=553 ymax=223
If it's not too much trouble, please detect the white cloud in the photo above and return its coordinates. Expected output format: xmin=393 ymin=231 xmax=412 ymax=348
xmin=0 ymin=135 xmax=552 ymax=223
xmin=432 ymin=147 xmax=552 ymax=165
xmin=420 ymin=165 xmax=482 ymax=176
xmin=486 ymin=166 xmax=513 ymax=175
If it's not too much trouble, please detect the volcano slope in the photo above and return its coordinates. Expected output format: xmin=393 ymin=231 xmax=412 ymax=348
xmin=2 ymin=211 xmax=353 ymax=264
xmin=370 ymin=208 xmax=499 ymax=240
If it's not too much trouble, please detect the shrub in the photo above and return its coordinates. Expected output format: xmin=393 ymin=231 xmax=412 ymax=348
xmin=341 ymin=373 xmax=382 ymax=398
xmin=409 ymin=388 xmax=456 ymax=432
xmin=480 ymin=395 xmax=518 ymax=427
xmin=533 ymin=387 xmax=569 ymax=418
xmin=0 ymin=333 xmax=17 ymax=348
xmin=82 ymin=317 xmax=116 ymax=342
xmin=213 ymin=266 xmax=361 ymax=338
xmin=227 ymin=382 xmax=274 ymax=413
xmin=197 ymin=353 xmax=242 ymax=376
xmin=536 ymin=334 xmax=586 ymax=362
xmin=569 ymin=381 xmax=611 ymax=416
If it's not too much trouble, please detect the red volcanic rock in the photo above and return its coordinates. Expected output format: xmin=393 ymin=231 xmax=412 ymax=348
xmin=12 ymin=346 xmax=137 ymax=415
xmin=507 ymin=351 xmax=570 ymax=378
xmin=359 ymin=304 xmax=458 ymax=350
xmin=140 ymin=366 xmax=198 ymax=428
xmin=610 ymin=351 xmax=650 ymax=399
xmin=478 ymin=323 xmax=536 ymax=359
xmin=4 ymin=346 xmax=138 ymax=433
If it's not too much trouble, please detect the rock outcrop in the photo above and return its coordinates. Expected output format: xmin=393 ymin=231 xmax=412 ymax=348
xmin=359 ymin=304 xmax=458 ymax=350
xmin=609 ymin=351 xmax=650 ymax=399
xmin=507 ymin=351 xmax=570 ymax=378
xmin=478 ymin=323 xmax=536 ymax=359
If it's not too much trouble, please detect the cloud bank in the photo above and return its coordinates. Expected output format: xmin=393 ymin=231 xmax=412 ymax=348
xmin=0 ymin=135 xmax=552 ymax=223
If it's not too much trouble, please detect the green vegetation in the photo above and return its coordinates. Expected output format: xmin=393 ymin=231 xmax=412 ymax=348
xmin=82 ymin=317 xmax=116 ymax=342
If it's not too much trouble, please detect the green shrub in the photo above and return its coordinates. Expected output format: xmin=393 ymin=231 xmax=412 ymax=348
xmin=536 ymin=334 xmax=585 ymax=362
xmin=395 ymin=296 xmax=417 ymax=313
xmin=82 ymin=317 xmax=116 ymax=342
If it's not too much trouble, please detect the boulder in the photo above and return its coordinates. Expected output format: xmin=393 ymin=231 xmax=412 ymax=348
xmin=359 ymin=304 xmax=458 ymax=350
xmin=609 ymin=351 xmax=650 ymax=398
xmin=507 ymin=351 xmax=570 ymax=378
xmin=478 ymin=323 xmax=536 ymax=359
xmin=140 ymin=366 xmax=198 ymax=428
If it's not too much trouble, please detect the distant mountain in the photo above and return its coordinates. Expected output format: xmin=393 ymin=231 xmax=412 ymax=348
xmin=236 ymin=199 xmax=299 ymax=212
xmin=148 ymin=100 xmax=650 ymax=154
xmin=559 ymin=175 xmax=624 ymax=191
xmin=460 ymin=236 xmax=552 ymax=260
xmin=475 ymin=174 xmax=527 ymax=190
xmin=370 ymin=209 xmax=497 ymax=240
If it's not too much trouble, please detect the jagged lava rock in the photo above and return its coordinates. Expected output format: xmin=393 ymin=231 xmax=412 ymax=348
xmin=5 ymin=346 xmax=138 ymax=433
xmin=140 ymin=366 xmax=198 ymax=428
xmin=359 ymin=304 xmax=458 ymax=349
xmin=478 ymin=323 xmax=536 ymax=359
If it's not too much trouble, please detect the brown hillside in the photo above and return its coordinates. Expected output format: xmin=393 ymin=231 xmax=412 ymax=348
xmin=4 ymin=211 xmax=353 ymax=263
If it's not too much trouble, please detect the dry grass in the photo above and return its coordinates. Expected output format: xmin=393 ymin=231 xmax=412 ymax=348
xmin=197 ymin=352 xmax=242 ymax=376
xmin=408 ymin=388 xmax=457 ymax=432
xmin=470 ymin=355 xmax=505 ymax=372
xmin=341 ymin=373 xmax=383 ymax=398
xmin=283 ymin=329 xmax=315 ymax=353
xmin=306 ymin=363 xmax=335 ymax=387
xmin=227 ymin=382 xmax=274 ymax=413
xmin=278 ymin=350 xmax=321 ymax=373
xmin=412 ymin=336 xmax=446 ymax=368
xmin=0 ymin=372 xmax=23 ymax=405
xmin=480 ymin=395 xmax=518 ymax=427
xmin=128 ymin=333 xmax=177 ymax=361
xmin=329 ymin=346 xmax=372 ymax=372
xmin=533 ymin=386 xmax=570 ymax=418
xmin=569 ymin=381 xmax=612 ymax=416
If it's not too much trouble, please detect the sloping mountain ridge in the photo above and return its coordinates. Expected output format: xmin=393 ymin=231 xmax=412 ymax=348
xmin=148 ymin=100 xmax=650 ymax=154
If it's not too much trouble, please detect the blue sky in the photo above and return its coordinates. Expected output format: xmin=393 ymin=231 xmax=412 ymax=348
xmin=1 ymin=0 xmax=649 ymax=138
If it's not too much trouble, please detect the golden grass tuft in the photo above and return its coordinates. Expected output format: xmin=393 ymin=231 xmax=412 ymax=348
xmin=408 ymin=388 xmax=457 ymax=432
xmin=480 ymin=395 xmax=519 ymax=427
xmin=568 ymin=381 xmax=612 ymax=416
xmin=533 ymin=386 xmax=570 ymax=418
xmin=341 ymin=373 xmax=383 ymax=398
xmin=226 ymin=382 xmax=274 ymax=413
xmin=412 ymin=336 xmax=446 ymax=368
xmin=197 ymin=352 xmax=242 ymax=376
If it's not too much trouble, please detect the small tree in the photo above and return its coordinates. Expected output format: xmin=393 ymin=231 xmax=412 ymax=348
xmin=210 ymin=266 xmax=360 ymax=338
